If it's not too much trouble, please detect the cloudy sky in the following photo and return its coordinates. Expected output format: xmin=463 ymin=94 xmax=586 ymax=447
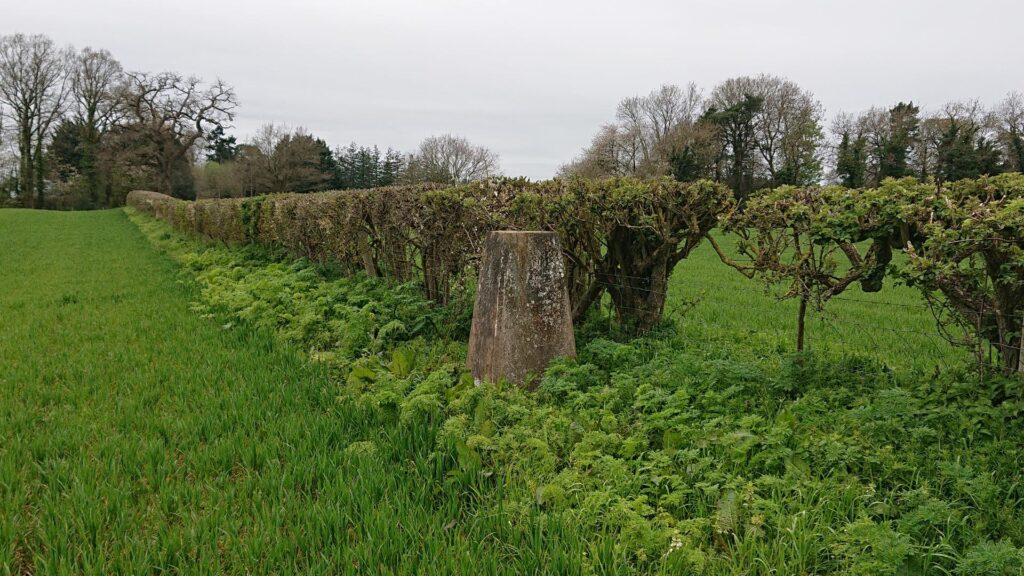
xmin=10 ymin=0 xmax=1024 ymax=179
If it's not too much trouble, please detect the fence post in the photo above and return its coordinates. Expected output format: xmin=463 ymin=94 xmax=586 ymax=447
xmin=467 ymin=231 xmax=576 ymax=388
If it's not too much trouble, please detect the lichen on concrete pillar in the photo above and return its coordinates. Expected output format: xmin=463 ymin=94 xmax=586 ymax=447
xmin=467 ymin=231 xmax=576 ymax=388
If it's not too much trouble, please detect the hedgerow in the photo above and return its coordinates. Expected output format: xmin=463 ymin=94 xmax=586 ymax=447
xmin=128 ymin=208 xmax=1024 ymax=574
xmin=133 ymin=172 xmax=1024 ymax=373
xmin=128 ymin=177 xmax=733 ymax=332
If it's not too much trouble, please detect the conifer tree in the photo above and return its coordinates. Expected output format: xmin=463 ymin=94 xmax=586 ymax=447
xmin=836 ymin=131 xmax=867 ymax=188
xmin=877 ymin=102 xmax=920 ymax=180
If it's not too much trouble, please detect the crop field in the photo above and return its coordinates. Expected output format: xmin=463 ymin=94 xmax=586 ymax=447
xmin=0 ymin=209 xmax=596 ymax=574
xmin=1 ymin=207 xmax=1021 ymax=574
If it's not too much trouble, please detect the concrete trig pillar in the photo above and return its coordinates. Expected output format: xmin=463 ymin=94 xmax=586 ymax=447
xmin=467 ymin=231 xmax=576 ymax=388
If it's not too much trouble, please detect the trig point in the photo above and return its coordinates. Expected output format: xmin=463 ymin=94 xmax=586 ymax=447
xmin=467 ymin=231 xmax=576 ymax=388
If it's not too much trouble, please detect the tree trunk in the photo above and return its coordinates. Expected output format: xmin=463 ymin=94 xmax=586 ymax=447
xmin=34 ymin=135 xmax=46 ymax=209
xmin=988 ymin=266 xmax=1023 ymax=375
xmin=796 ymin=295 xmax=808 ymax=352
xmin=1001 ymin=333 xmax=1021 ymax=375
xmin=604 ymin=227 xmax=672 ymax=333
xmin=162 ymin=162 xmax=175 ymax=196
xmin=83 ymin=137 xmax=100 ymax=208
xmin=356 ymin=230 xmax=379 ymax=277
xmin=996 ymin=306 xmax=1022 ymax=375
xmin=18 ymin=123 xmax=33 ymax=207
xmin=571 ymin=279 xmax=604 ymax=322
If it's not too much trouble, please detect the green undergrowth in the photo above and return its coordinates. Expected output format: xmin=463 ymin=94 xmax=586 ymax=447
xmin=129 ymin=209 xmax=1024 ymax=575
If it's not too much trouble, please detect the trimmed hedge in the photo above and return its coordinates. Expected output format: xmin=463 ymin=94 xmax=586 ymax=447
xmin=128 ymin=178 xmax=734 ymax=330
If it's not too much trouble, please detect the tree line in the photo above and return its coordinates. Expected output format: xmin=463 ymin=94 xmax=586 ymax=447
xmin=193 ymin=126 xmax=500 ymax=200
xmin=0 ymin=33 xmax=501 ymax=209
xmin=3 ymin=33 xmax=1021 ymax=209
xmin=561 ymin=76 xmax=1024 ymax=199
xmin=0 ymin=35 xmax=238 ymax=208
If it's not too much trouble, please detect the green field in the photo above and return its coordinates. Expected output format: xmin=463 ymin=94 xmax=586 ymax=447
xmin=0 ymin=209 xmax=596 ymax=574
xmin=2 ymin=208 xmax=1021 ymax=575
xmin=670 ymin=235 xmax=966 ymax=374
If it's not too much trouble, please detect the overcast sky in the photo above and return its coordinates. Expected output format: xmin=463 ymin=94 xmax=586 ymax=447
xmin=9 ymin=0 xmax=1024 ymax=179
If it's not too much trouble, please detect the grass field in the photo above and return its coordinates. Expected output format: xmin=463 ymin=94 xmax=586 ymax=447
xmin=2 ymin=208 xmax=1021 ymax=575
xmin=669 ymin=236 xmax=966 ymax=374
xmin=0 ymin=209 xmax=600 ymax=574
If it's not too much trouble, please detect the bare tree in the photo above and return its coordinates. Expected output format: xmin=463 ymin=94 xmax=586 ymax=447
xmin=0 ymin=33 xmax=73 ymax=207
xmin=71 ymin=47 xmax=123 ymax=204
xmin=710 ymin=74 xmax=823 ymax=189
xmin=405 ymin=134 xmax=500 ymax=184
xmin=563 ymin=83 xmax=704 ymax=179
xmin=238 ymin=123 xmax=331 ymax=193
xmin=559 ymin=124 xmax=635 ymax=178
xmin=73 ymin=48 xmax=123 ymax=134
xmin=118 ymin=71 xmax=237 ymax=197
xmin=994 ymin=92 xmax=1024 ymax=172
xmin=762 ymin=79 xmax=823 ymax=186
xmin=644 ymin=83 xmax=703 ymax=141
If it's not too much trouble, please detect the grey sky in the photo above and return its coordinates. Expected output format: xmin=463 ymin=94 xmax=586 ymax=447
xmin=9 ymin=0 xmax=1024 ymax=179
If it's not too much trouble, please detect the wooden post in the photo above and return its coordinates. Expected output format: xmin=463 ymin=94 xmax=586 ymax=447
xmin=467 ymin=231 xmax=576 ymax=388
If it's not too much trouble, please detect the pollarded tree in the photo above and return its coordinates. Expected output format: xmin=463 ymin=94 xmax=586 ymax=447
xmin=708 ymin=180 xmax=920 ymax=351
xmin=522 ymin=177 xmax=734 ymax=332
xmin=901 ymin=173 xmax=1024 ymax=373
